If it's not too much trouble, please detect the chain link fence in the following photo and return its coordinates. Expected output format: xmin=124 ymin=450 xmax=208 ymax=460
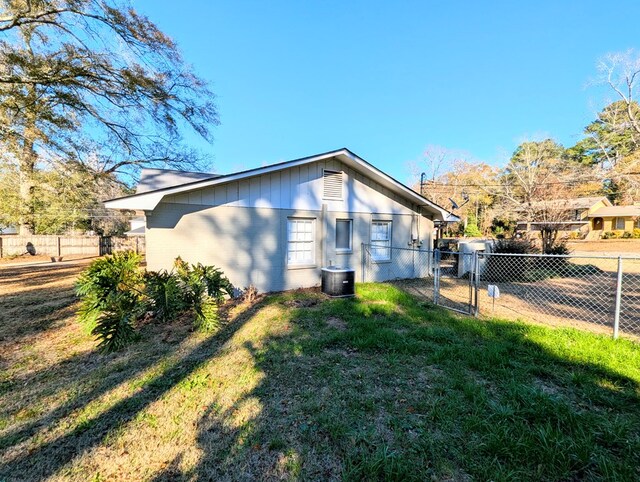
xmin=361 ymin=244 xmax=640 ymax=338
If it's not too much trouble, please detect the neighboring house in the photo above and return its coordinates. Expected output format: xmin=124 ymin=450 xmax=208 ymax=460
xmin=516 ymin=196 xmax=613 ymax=237
xmin=105 ymin=148 xmax=457 ymax=293
xmin=124 ymin=169 xmax=217 ymax=236
xmin=587 ymin=204 xmax=640 ymax=236
xmin=124 ymin=216 xmax=146 ymax=236
xmin=0 ymin=225 xmax=17 ymax=235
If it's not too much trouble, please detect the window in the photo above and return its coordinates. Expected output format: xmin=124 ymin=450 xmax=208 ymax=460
xmin=614 ymin=217 xmax=626 ymax=230
xmin=371 ymin=221 xmax=391 ymax=261
xmin=635 ymin=218 xmax=640 ymax=229
xmin=323 ymin=170 xmax=343 ymax=200
xmin=287 ymin=218 xmax=315 ymax=266
xmin=336 ymin=219 xmax=352 ymax=252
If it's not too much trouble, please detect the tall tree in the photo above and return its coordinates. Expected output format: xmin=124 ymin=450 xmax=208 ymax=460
xmin=0 ymin=0 xmax=218 ymax=233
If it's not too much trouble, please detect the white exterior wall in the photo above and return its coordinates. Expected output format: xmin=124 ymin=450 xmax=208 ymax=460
xmin=146 ymin=158 xmax=435 ymax=292
xmin=162 ymin=159 xmax=426 ymax=217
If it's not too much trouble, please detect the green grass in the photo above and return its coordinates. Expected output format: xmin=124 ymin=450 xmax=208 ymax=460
xmin=1 ymin=267 xmax=639 ymax=481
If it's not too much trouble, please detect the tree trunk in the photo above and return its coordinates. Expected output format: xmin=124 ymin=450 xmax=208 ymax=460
xmin=18 ymin=86 xmax=37 ymax=235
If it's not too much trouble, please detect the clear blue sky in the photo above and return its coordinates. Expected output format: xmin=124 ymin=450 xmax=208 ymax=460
xmin=137 ymin=0 xmax=640 ymax=183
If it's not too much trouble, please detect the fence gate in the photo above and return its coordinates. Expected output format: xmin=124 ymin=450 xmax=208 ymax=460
xmin=433 ymin=249 xmax=476 ymax=315
xmin=99 ymin=236 xmax=112 ymax=256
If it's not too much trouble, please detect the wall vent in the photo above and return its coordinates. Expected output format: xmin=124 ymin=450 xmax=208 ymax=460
xmin=323 ymin=170 xmax=343 ymax=199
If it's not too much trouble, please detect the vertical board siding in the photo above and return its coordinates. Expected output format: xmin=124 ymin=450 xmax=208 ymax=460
xmin=159 ymin=159 xmax=420 ymax=215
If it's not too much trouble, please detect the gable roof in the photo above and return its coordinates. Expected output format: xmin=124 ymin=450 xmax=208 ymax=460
xmin=136 ymin=168 xmax=218 ymax=194
xmin=517 ymin=196 xmax=612 ymax=211
xmin=105 ymin=148 xmax=459 ymax=222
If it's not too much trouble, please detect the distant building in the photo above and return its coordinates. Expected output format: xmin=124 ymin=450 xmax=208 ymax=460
xmin=516 ymin=196 xmax=640 ymax=239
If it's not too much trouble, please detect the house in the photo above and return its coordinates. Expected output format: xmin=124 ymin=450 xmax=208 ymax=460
xmin=124 ymin=169 xmax=216 ymax=237
xmin=105 ymin=148 xmax=457 ymax=293
xmin=516 ymin=196 xmax=613 ymax=237
xmin=587 ymin=204 xmax=640 ymax=236
xmin=0 ymin=224 xmax=17 ymax=235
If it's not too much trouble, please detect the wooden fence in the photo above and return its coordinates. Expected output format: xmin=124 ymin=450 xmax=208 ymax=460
xmin=0 ymin=235 xmax=145 ymax=258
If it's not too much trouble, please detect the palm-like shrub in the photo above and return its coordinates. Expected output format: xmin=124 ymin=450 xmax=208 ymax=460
xmin=144 ymin=270 xmax=184 ymax=322
xmin=77 ymin=253 xmax=234 ymax=351
xmin=76 ymin=251 xmax=144 ymax=352
xmin=173 ymin=257 xmax=234 ymax=331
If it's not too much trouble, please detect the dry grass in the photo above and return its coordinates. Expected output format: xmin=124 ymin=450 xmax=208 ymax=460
xmin=567 ymin=239 xmax=640 ymax=255
xmin=1 ymin=265 xmax=639 ymax=480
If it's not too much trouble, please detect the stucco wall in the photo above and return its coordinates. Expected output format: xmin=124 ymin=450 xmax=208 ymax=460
xmin=145 ymin=203 xmax=434 ymax=293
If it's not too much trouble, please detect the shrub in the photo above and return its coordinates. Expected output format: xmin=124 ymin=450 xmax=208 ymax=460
xmin=614 ymin=230 xmax=625 ymax=238
xmin=544 ymin=241 xmax=570 ymax=256
xmin=77 ymin=252 xmax=234 ymax=351
xmin=634 ymin=228 xmax=640 ymax=239
xmin=464 ymin=223 xmax=482 ymax=237
xmin=492 ymin=238 xmax=538 ymax=254
xmin=602 ymin=231 xmax=617 ymax=239
xmin=174 ymin=257 xmax=234 ymax=331
xmin=485 ymin=237 xmax=538 ymax=282
xmin=144 ymin=270 xmax=184 ymax=323
xmin=76 ymin=251 xmax=144 ymax=352
xmin=622 ymin=231 xmax=633 ymax=239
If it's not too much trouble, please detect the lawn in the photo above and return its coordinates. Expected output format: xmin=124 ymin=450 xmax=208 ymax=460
xmin=1 ymin=263 xmax=639 ymax=481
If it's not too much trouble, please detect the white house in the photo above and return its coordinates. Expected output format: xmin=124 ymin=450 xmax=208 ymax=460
xmin=105 ymin=148 xmax=457 ymax=293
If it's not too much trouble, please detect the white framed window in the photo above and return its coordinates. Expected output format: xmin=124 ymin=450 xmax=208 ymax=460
xmin=371 ymin=221 xmax=391 ymax=261
xmin=614 ymin=217 xmax=626 ymax=230
xmin=287 ymin=218 xmax=315 ymax=266
xmin=336 ymin=219 xmax=353 ymax=252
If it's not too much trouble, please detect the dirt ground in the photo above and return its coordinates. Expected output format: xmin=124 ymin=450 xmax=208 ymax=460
xmin=567 ymin=239 xmax=640 ymax=255
xmin=394 ymin=271 xmax=640 ymax=341
xmin=0 ymin=254 xmax=97 ymax=266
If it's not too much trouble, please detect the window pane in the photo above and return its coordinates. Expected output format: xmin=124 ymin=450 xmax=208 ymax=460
xmin=370 ymin=222 xmax=391 ymax=260
xmin=336 ymin=220 xmax=351 ymax=250
xmin=287 ymin=218 xmax=315 ymax=265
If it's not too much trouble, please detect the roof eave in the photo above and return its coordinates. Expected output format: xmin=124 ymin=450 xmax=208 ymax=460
xmin=104 ymin=148 xmax=458 ymax=221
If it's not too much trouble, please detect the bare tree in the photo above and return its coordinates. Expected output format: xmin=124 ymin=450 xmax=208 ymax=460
xmin=0 ymin=0 xmax=218 ymax=233
xmin=597 ymin=50 xmax=640 ymax=140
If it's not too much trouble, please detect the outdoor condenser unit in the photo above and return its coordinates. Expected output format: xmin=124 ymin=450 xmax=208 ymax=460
xmin=321 ymin=266 xmax=355 ymax=297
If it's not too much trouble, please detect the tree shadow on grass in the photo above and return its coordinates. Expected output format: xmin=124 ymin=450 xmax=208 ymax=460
xmin=0 ymin=300 xmax=261 ymax=481
xmin=152 ymin=285 xmax=640 ymax=481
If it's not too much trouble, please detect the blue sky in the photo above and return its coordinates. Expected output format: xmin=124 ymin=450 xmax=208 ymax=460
xmin=137 ymin=0 xmax=640 ymax=183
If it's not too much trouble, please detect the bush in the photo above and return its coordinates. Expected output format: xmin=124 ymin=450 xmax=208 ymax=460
xmin=464 ymin=223 xmax=482 ymax=237
xmin=144 ymin=270 xmax=184 ymax=323
xmin=544 ymin=242 xmax=570 ymax=256
xmin=76 ymin=251 xmax=144 ymax=352
xmin=485 ymin=238 xmax=538 ymax=282
xmin=77 ymin=253 xmax=234 ymax=351
xmin=634 ymin=228 xmax=640 ymax=239
xmin=614 ymin=230 xmax=625 ymax=238
xmin=492 ymin=238 xmax=538 ymax=254
xmin=174 ymin=257 xmax=234 ymax=331
xmin=602 ymin=231 xmax=617 ymax=239
xmin=622 ymin=231 xmax=633 ymax=239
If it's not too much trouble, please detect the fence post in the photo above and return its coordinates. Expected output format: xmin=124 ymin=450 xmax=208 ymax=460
xmin=433 ymin=249 xmax=440 ymax=305
xmin=361 ymin=243 xmax=365 ymax=283
xmin=473 ymin=251 xmax=480 ymax=317
xmin=613 ymin=256 xmax=623 ymax=339
xmin=57 ymin=236 xmax=61 ymax=257
xmin=0 ymin=236 xmax=3 ymax=258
